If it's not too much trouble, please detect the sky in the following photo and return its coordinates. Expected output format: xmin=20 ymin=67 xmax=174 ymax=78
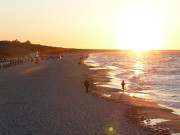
xmin=0 ymin=0 xmax=180 ymax=50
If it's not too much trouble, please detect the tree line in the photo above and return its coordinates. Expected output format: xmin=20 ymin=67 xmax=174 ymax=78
xmin=0 ymin=39 xmax=67 ymax=58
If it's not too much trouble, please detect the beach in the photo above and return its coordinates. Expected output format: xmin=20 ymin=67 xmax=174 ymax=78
xmin=1 ymin=0 xmax=180 ymax=134
xmin=87 ymin=71 xmax=180 ymax=134
xmin=85 ymin=52 xmax=180 ymax=135
xmin=0 ymin=54 xmax=152 ymax=135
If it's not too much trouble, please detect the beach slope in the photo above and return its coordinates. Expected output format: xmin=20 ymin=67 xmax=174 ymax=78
xmin=0 ymin=54 xmax=149 ymax=135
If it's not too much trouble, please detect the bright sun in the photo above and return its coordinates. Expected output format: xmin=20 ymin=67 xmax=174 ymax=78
xmin=117 ymin=7 xmax=162 ymax=50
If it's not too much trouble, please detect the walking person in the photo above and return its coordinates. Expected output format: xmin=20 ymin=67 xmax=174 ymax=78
xmin=121 ymin=80 xmax=125 ymax=92
xmin=84 ymin=80 xmax=89 ymax=93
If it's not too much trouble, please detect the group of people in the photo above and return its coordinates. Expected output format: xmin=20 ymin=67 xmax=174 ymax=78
xmin=80 ymin=55 xmax=88 ymax=61
xmin=0 ymin=56 xmax=29 ymax=69
xmin=78 ymin=55 xmax=88 ymax=65
xmin=0 ymin=55 xmax=62 ymax=69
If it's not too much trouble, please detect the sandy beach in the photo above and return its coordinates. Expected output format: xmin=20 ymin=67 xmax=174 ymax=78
xmin=1 ymin=0 xmax=180 ymax=134
xmin=86 ymin=63 xmax=180 ymax=135
xmin=0 ymin=54 xmax=152 ymax=135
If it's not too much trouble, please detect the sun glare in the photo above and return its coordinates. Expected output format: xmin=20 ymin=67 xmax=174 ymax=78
xmin=117 ymin=7 xmax=163 ymax=50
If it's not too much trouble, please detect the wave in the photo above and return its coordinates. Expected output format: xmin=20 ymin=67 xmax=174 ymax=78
xmin=115 ymin=71 xmax=135 ymax=78
xmin=159 ymin=56 xmax=176 ymax=63
xmin=155 ymin=69 xmax=180 ymax=75
xmin=128 ymin=84 xmax=151 ymax=91
xmin=128 ymin=75 xmax=154 ymax=84
xmin=85 ymin=52 xmax=180 ymax=110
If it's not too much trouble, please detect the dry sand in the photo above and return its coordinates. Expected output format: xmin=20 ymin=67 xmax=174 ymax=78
xmin=0 ymin=54 xmax=150 ymax=135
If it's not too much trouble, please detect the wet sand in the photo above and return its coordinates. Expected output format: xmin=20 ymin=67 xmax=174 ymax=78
xmin=0 ymin=54 xmax=150 ymax=135
xmin=87 ymin=67 xmax=180 ymax=134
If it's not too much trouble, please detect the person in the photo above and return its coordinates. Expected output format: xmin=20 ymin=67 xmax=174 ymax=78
xmin=84 ymin=80 xmax=89 ymax=93
xmin=121 ymin=80 xmax=125 ymax=92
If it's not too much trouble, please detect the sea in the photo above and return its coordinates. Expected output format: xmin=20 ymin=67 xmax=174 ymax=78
xmin=84 ymin=51 xmax=180 ymax=111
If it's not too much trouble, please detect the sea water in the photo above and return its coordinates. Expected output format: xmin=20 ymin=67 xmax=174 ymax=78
xmin=85 ymin=51 xmax=180 ymax=110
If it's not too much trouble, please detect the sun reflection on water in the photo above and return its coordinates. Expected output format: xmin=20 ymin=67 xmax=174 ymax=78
xmin=127 ymin=93 xmax=148 ymax=98
xmin=134 ymin=61 xmax=144 ymax=75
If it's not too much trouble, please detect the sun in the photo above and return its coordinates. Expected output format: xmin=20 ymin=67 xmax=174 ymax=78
xmin=117 ymin=7 xmax=162 ymax=50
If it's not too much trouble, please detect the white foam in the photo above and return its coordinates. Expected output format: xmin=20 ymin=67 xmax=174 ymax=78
xmin=143 ymin=118 xmax=169 ymax=125
xmin=85 ymin=52 xmax=180 ymax=110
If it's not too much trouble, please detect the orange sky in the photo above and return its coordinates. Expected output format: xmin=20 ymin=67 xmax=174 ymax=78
xmin=0 ymin=0 xmax=180 ymax=50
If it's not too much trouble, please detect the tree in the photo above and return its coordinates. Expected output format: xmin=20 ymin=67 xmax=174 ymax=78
xmin=25 ymin=40 xmax=31 ymax=45
xmin=12 ymin=39 xmax=20 ymax=44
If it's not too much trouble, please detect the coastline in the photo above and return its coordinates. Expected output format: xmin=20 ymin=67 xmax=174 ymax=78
xmin=84 ymin=56 xmax=180 ymax=134
xmin=0 ymin=53 xmax=152 ymax=135
xmin=1 ymin=52 xmax=179 ymax=134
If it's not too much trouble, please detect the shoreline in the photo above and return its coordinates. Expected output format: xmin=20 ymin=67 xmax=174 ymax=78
xmin=83 ymin=57 xmax=180 ymax=134
xmin=0 ymin=52 xmax=179 ymax=134
xmin=0 ymin=53 xmax=153 ymax=135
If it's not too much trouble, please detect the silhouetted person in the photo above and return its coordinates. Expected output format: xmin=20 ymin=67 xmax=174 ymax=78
xmin=121 ymin=80 xmax=125 ymax=92
xmin=84 ymin=80 xmax=89 ymax=93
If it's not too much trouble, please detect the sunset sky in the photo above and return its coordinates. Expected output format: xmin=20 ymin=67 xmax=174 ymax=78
xmin=0 ymin=0 xmax=180 ymax=50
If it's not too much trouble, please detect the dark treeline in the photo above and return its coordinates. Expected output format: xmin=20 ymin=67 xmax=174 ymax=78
xmin=2 ymin=39 xmax=174 ymax=58
xmin=0 ymin=39 xmax=68 ymax=58
xmin=0 ymin=39 xmax=125 ymax=58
